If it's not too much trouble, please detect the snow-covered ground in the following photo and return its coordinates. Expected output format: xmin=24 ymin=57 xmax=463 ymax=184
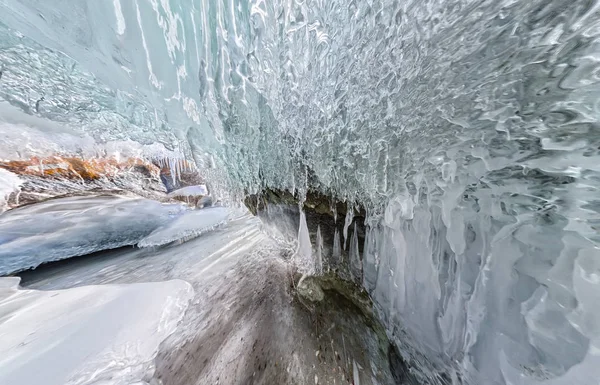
xmin=0 ymin=277 xmax=193 ymax=385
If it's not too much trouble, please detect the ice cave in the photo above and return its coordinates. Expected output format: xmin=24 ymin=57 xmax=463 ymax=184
xmin=1 ymin=1 xmax=600 ymax=384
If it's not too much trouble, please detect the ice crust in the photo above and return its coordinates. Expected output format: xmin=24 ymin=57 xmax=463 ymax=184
xmin=1 ymin=0 xmax=600 ymax=384
xmin=0 ymin=195 xmax=187 ymax=275
xmin=138 ymin=206 xmax=229 ymax=247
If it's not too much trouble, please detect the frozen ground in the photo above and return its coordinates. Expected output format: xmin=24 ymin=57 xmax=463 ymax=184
xmin=11 ymin=213 xmax=402 ymax=385
xmin=0 ymin=277 xmax=193 ymax=385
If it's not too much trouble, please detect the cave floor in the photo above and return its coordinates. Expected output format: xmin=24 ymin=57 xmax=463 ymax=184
xmin=18 ymin=214 xmax=399 ymax=385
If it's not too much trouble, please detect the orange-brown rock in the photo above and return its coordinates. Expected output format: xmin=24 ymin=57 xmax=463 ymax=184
xmin=0 ymin=156 xmax=160 ymax=181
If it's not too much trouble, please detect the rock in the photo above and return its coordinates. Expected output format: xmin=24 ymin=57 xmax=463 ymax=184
xmin=297 ymin=275 xmax=325 ymax=302
xmin=0 ymin=155 xmax=170 ymax=209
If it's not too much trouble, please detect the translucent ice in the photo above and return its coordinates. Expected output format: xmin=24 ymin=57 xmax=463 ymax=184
xmin=138 ymin=206 xmax=229 ymax=247
xmin=296 ymin=210 xmax=314 ymax=274
xmin=332 ymin=228 xmax=342 ymax=268
xmin=0 ymin=195 xmax=187 ymax=275
xmin=349 ymin=223 xmax=362 ymax=283
xmin=315 ymin=225 xmax=323 ymax=275
xmin=2 ymin=0 xmax=600 ymax=384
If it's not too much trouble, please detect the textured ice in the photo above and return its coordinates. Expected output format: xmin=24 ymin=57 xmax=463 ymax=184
xmin=0 ymin=195 xmax=187 ymax=275
xmin=138 ymin=206 xmax=229 ymax=247
xmin=0 ymin=277 xmax=193 ymax=385
xmin=1 ymin=0 xmax=600 ymax=384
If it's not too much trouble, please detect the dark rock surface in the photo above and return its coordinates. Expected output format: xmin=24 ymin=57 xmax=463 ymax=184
xmin=244 ymin=189 xmax=367 ymax=274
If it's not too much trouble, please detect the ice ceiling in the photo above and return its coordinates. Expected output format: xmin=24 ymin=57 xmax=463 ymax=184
xmin=1 ymin=0 xmax=600 ymax=384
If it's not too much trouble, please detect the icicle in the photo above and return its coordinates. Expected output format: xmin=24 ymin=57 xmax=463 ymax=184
xmin=169 ymin=157 xmax=177 ymax=186
xmin=331 ymin=200 xmax=337 ymax=223
xmin=349 ymin=223 xmax=362 ymax=282
xmin=315 ymin=225 xmax=323 ymax=275
xmin=296 ymin=210 xmax=313 ymax=273
xmin=353 ymin=360 xmax=360 ymax=385
xmin=343 ymin=203 xmax=354 ymax=250
xmin=362 ymin=226 xmax=379 ymax=293
xmin=332 ymin=228 xmax=341 ymax=267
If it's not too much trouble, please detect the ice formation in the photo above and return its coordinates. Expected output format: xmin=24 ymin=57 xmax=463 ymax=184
xmin=296 ymin=210 xmax=314 ymax=274
xmin=0 ymin=195 xmax=187 ymax=275
xmin=0 ymin=169 xmax=21 ymax=212
xmin=1 ymin=0 xmax=600 ymax=384
xmin=138 ymin=206 xmax=229 ymax=247
xmin=168 ymin=184 xmax=208 ymax=198
xmin=315 ymin=225 xmax=324 ymax=275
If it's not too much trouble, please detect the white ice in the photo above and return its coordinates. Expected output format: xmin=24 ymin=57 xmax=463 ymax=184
xmin=0 ymin=168 xmax=21 ymax=213
xmin=0 ymin=277 xmax=193 ymax=385
xmin=168 ymin=184 xmax=208 ymax=197
xmin=138 ymin=206 xmax=230 ymax=247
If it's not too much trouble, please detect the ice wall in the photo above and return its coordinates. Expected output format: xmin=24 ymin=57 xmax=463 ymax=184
xmin=1 ymin=0 xmax=600 ymax=384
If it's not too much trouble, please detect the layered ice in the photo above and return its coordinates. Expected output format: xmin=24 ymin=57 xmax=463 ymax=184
xmin=168 ymin=185 xmax=208 ymax=198
xmin=0 ymin=277 xmax=193 ymax=385
xmin=1 ymin=0 xmax=600 ymax=384
xmin=0 ymin=195 xmax=187 ymax=275
xmin=138 ymin=206 xmax=229 ymax=247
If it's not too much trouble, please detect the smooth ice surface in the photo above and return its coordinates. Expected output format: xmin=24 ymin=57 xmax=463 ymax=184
xmin=138 ymin=206 xmax=229 ymax=247
xmin=0 ymin=195 xmax=187 ymax=275
xmin=168 ymin=185 xmax=208 ymax=198
xmin=0 ymin=277 xmax=193 ymax=385
xmin=2 ymin=0 xmax=600 ymax=384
